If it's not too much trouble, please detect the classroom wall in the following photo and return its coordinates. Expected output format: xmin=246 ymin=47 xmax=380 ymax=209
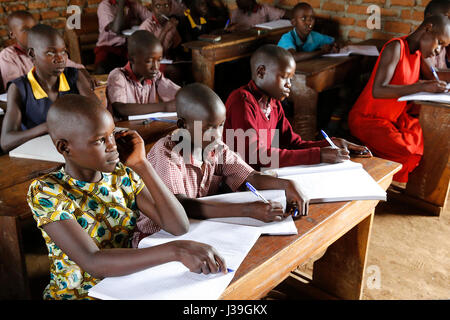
xmin=0 ymin=0 xmax=433 ymax=49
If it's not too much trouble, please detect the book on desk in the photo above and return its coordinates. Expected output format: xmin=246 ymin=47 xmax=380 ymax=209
xmin=398 ymin=91 xmax=450 ymax=104
xmin=322 ymin=45 xmax=379 ymax=57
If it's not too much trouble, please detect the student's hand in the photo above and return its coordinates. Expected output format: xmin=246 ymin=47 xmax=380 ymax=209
xmin=225 ymin=23 xmax=238 ymax=32
xmin=331 ymin=138 xmax=372 ymax=157
xmin=114 ymin=129 xmax=146 ymax=169
xmin=417 ymin=80 xmax=447 ymax=93
xmin=284 ymin=180 xmax=310 ymax=216
xmin=320 ymin=146 xmax=350 ymax=163
xmin=170 ymin=240 xmax=228 ymax=274
xmin=330 ymin=42 xmax=340 ymax=53
xmin=243 ymin=201 xmax=286 ymax=222
xmin=320 ymin=44 xmax=333 ymax=54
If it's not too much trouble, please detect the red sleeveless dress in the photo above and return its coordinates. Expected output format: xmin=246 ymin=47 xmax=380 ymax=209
xmin=348 ymin=36 xmax=423 ymax=183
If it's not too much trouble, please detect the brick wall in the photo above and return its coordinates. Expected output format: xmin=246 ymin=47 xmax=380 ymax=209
xmin=0 ymin=0 xmax=433 ymax=49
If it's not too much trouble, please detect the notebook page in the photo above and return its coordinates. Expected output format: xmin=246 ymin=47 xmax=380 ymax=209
xmin=128 ymin=112 xmax=177 ymax=121
xmin=261 ymin=160 xmax=363 ymax=177
xmin=323 ymin=45 xmax=379 ymax=57
xmin=9 ymin=134 xmax=65 ymax=163
xmin=88 ymin=220 xmax=261 ymax=300
xmin=198 ymin=190 xmax=297 ymax=235
xmin=398 ymin=92 xmax=450 ymax=104
xmin=255 ymin=19 xmax=292 ymax=29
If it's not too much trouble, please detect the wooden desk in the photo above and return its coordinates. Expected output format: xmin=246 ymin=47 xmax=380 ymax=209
xmin=388 ymin=101 xmax=450 ymax=216
xmin=221 ymin=157 xmax=401 ymax=300
xmin=0 ymin=120 xmax=176 ymax=299
xmin=183 ymin=27 xmax=291 ymax=89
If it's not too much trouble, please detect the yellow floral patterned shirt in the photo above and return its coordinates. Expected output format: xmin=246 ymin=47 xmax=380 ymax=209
xmin=27 ymin=162 xmax=144 ymax=300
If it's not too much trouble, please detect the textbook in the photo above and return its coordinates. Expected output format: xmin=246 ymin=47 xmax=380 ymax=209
xmin=128 ymin=112 xmax=177 ymax=121
xmin=199 ymin=189 xmax=298 ymax=235
xmin=9 ymin=134 xmax=65 ymax=163
xmin=398 ymin=92 xmax=450 ymax=104
xmin=322 ymin=45 xmax=379 ymax=57
xmin=261 ymin=160 xmax=386 ymax=203
xmin=88 ymin=219 xmax=262 ymax=300
xmin=254 ymin=19 xmax=292 ymax=30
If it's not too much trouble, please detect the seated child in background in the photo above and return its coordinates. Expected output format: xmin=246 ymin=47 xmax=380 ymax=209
xmin=424 ymin=0 xmax=450 ymax=71
xmin=0 ymin=10 xmax=86 ymax=91
xmin=0 ymin=25 xmax=99 ymax=152
xmin=227 ymin=0 xmax=286 ymax=32
xmin=107 ymin=30 xmax=180 ymax=119
xmin=95 ymin=0 xmax=152 ymax=74
xmin=132 ymin=83 xmax=309 ymax=246
xmin=277 ymin=2 xmax=338 ymax=62
xmin=177 ymin=0 xmax=215 ymax=43
xmin=348 ymin=15 xmax=450 ymax=187
xmin=139 ymin=0 xmax=182 ymax=57
xmin=27 ymin=94 xmax=227 ymax=300
xmin=224 ymin=44 xmax=368 ymax=171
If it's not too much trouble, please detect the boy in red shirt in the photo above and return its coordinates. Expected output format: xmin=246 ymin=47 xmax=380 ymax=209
xmin=224 ymin=44 xmax=367 ymax=170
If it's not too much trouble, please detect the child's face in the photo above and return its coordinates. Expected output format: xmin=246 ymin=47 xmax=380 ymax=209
xmin=183 ymin=108 xmax=226 ymax=150
xmin=9 ymin=16 xmax=36 ymax=49
xmin=30 ymin=35 xmax=68 ymax=77
xmin=292 ymin=7 xmax=315 ymax=39
xmin=420 ymin=29 xmax=450 ymax=58
xmin=131 ymin=44 xmax=163 ymax=80
xmin=257 ymin=57 xmax=296 ymax=100
xmin=236 ymin=0 xmax=254 ymax=12
xmin=193 ymin=0 xmax=208 ymax=17
xmin=65 ymin=111 xmax=119 ymax=174
xmin=152 ymin=0 xmax=172 ymax=20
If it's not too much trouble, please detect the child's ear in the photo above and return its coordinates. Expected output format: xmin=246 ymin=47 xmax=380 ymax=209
xmin=424 ymin=22 xmax=433 ymax=33
xmin=8 ymin=30 xmax=14 ymax=40
xmin=256 ymin=65 xmax=266 ymax=79
xmin=55 ymin=139 xmax=69 ymax=156
xmin=177 ymin=117 xmax=186 ymax=129
xmin=27 ymin=48 xmax=35 ymax=59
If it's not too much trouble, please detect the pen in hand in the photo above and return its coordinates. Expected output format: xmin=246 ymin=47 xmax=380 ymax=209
xmin=430 ymin=66 xmax=440 ymax=82
xmin=245 ymin=182 xmax=269 ymax=203
xmin=320 ymin=130 xmax=339 ymax=149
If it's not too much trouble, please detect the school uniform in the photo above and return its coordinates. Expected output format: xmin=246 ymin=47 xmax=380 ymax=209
xmin=107 ymin=61 xmax=180 ymax=117
xmin=177 ymin=9 xmax=211 ymax=43
xmin=229 ymin=4 xmax=285 ymax=31
xmin=0 ymin=44 xmax=84 ymax=91
xmin=348 ymin=36 xmax=423 ymax=183
xmin=277 ymin=28 xmax=335 ymax=52
xmin=223 ymin=80 xmax=329 ymax=170
xmin=139 ymin=15 xmax=181 ymax=51
xmin=95 ymin=0 xmax=152 ymax=66
xmin=11 ymin=67 xmax=79 ymax=130
xmin=27 ymin=162 xmax=144 ymax=300
xmin=131 ymin=134 xmax=255 ymax=247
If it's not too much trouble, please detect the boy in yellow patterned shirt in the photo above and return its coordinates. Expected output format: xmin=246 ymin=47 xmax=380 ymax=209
xmin=27 ymin=94 xmax=228 ymax=300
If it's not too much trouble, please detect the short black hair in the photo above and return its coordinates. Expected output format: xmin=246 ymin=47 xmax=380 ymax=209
xmin=292 ymin=2 xmax=313 ymax=16
xmin=7 ymin=10 xmax=35 ymax=29
xmin=424 ymin=0 xmax=450 ymax=16
xmin=27 ymin=24 xmax=63 ymax=50
xmin=127 ymin=30 xmax=162 ymax=58
xmin=250 ymin=44 xmax=294 ymax=76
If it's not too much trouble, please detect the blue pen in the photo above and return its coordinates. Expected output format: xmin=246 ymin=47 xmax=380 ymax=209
xmin=224 ymin=19 xmax=230 ymax=30
xmin=431 ymin=66 xmax=440 ymax=82
xmin=320 ymin=129 xmax=339 ymax=149
xmin=245 ymin=182 xmax=269 ymax=203
xmin=143 ymin=117 xmax=177 ymax=124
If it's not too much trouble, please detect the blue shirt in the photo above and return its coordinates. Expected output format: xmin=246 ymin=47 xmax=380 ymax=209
xmin=277 ymin=28 xmax=334 ymax=52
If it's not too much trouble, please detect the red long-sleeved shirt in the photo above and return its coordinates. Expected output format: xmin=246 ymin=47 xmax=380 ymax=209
xmin=224 ymin=80 xmax=328 ymax=170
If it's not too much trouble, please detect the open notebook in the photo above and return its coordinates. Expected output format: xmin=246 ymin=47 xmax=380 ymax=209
xmin=128 ymin=112 xmax=177 ymax=121
xmin=198 ymin=189 xmax=297 ymax=235
xmin=261 ymin=160 xmax=386 ymax=203
xmin=398 ymin=92 xmax=450 ymax=104
xmin=323 ymin=45 xmax=379 ymax=57
xmin=88 ymin=219 xmax=262 ymax=300
xmin=9 ymin=134 xmax=65 ymax=163
xmin=255 ymin=19 xmax=292 ymax=29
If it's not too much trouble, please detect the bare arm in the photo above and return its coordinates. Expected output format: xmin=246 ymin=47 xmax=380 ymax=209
xmin=0 ymin=84 xmax=48 ymax=152
xmin=107 ymin=0 xmax=128 ymax=34
xmin=76 ymin=69 xmax=101 ymax=105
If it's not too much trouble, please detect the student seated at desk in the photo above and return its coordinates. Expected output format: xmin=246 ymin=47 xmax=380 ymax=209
xmin=27 ymin=94 xmax=227 ymax=300
xmin=107 ymin=30 xmax=180 ymax=119
xmin=0 ymin=10 xmax=86 ymax=92
xmin=0 ymin=25 xmax=99 ymax=153
xmin=348 ymin=15 xmax=450 ymax=188
xmin=424 ymin=0 xmax=450 ymax=71
xmin=223 ymin=45 xmax=368 ymax=171
xmin=95 ymin=0 xmax=152 ymax=74
xmin=132 ymin=83 xmax=308 ymax=245
xmin=277 ymin=2 xmax=338 ymax=62
xmin=227 ymin=0 xmax=286 ymax=32
xmin=139 ymin=0 xmax=182 ymax=57
xmin=176 ymin=0 xmax=214 ymax=43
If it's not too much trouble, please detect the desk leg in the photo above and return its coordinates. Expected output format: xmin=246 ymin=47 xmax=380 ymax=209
xmin=0 ymin=216 xmax=30 ymax=299
xmin=290 ymin=74 xmax=318 ymax=141
xmin=312 ymin=211 xmax=374 ymax=300
xmin=191 ymin=50 xmax=215 ymax=89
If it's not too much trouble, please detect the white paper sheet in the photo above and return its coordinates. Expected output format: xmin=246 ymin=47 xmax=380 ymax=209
xmin=88 ymin=219 xmax=262 ymax=300
xmin=398 ymin=92 xmax=450 ymax=104
xmin=255 ymin=19 xmax=292 ymax=29
xmin=0 ymin=93 xmax=7 ymax=102
xmin=199 ymin=190 xmax=297 ymax=235
xmin=9 ymin=134 xmax=65 ymax=163
xmin=262 ymin=161 xmax=386 ymax=203
xmin=323 ymin=45 xmax=379 ymax=57
xmin=128 ymin=112 xmax=177 ymax=121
